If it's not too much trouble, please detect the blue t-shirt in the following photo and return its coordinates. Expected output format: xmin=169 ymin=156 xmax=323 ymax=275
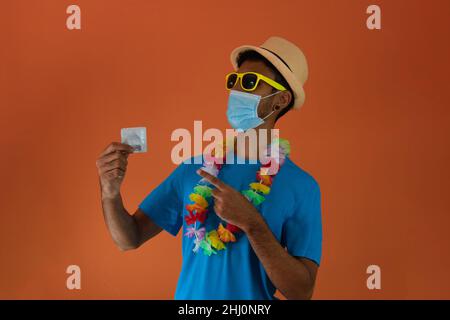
xmin=138 ymin=152 xmax=322 ymax=300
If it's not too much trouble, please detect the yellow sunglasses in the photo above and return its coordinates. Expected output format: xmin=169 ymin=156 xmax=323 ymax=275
xmin=225 ymin=72 xmax=287 ymax=92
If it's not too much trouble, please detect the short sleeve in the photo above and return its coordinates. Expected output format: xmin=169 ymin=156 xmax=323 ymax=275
xmin=282 ymin=180 xmax=323 ymax=266
xmin=138 ymin=162 xmax=187 ymax=236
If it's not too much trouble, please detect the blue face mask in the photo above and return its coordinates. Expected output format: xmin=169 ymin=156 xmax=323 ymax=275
xmin=226 ymin=89 xmax=282 ymax=131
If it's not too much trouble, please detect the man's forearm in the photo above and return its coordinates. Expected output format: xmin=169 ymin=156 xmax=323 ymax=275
xmin=101 ymin=192 xmax=140 ymax=250
xmin=242 ymin=215 xmax=315 ymax=300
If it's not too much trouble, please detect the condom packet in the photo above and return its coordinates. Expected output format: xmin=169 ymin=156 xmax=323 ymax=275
xmin=121 ymin=127 xmax=147 ymax=153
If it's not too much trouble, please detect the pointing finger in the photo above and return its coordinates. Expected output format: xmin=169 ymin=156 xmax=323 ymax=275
xmin=197 ymin=169 xmax=228 ymax=191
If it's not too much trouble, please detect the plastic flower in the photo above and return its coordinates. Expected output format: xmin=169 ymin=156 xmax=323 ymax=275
xmin=193 ymin=238 xmax=202 ymax=253
xmin=184 ymin=212 xmax=197 ymax=225
xmin=184 ymin=226 xmax=196 ymax=238
xmin=256 ymin=170 xmax=273 ymax=186
xmin=199 ymin=163 xmax=219 ymax=177
xmin=198 ymin=164 xmax=220 ymax=186
xmin=204 ymin=153 xmax=225 ymax=169
xmin=200 ymin=239 xmax=217 ymax=256
xmin=278 ymin=138 xmax=291 ymax=156
xmin=226 ymin=223 xmax=241 ymax=233
xmin=186 ymin=203 xmax=207 ymax=215
xmin=184 ymin=210 xmax=207 ymax=225
xmin=207 ymin=230 xmax=226 ymax=250
xmin=249 ymin=182 xmax=271 ymax=195
xmin=195 ymin=210 xmax=207 ymax=223
xmin=217 ymin=223 xmax=236 ymax=243
xmin=185 ymin=227 xmax=206 ymax=240
xmin=196 ymin=227 xmax=206 ymax=240
xmin=260 ymin=161 xmax=280 ymax=176
xmin=189 ymin=193 xmax=209 ymax=209
xmin=193 ymin=185 xmax=213 ymax=199
xmin=242 ymin=189 xmax=266 ymax=206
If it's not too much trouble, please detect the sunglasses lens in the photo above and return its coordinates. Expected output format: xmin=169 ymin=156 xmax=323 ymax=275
xmin=226 ymin=74 xmax=237 ymax=89
xmin=242 ymin=73 xmax=258 ymax=90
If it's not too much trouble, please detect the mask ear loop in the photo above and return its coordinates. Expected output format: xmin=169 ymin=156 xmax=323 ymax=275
xmin=260 ymin=91 xmax=282 ymax=120
xmin=261 ymin=90 xmax=282 ymax=100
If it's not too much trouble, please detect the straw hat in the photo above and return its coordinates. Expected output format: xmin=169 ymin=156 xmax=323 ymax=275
xmin=230 ymin=36 xmax=309 ymax=109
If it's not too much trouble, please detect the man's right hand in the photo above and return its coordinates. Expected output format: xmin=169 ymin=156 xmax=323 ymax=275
xmin=96 ymin=142 xmax=134 ymax=199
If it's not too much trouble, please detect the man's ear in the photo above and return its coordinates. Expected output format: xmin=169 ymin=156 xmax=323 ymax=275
xmin=276 ymin=90 xmax=292 ymax=111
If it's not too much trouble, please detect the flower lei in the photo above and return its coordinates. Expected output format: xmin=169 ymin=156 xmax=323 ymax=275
xmin=183 ymin=137 xmax=291 ymax=256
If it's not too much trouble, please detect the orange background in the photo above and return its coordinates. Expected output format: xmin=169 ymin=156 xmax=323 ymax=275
xmin=1 ymin=0 xmax=450 ymax=299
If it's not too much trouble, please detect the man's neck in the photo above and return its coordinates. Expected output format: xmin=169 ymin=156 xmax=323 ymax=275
xmin=233 ymin=124 xmax=276 ymax=161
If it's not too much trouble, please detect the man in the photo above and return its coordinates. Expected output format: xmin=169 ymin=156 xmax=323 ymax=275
xmin=96 ymin=36 xmax=322 ymax=300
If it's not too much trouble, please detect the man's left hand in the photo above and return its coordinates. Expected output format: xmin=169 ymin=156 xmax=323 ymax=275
xmin=197 ymin=168 xmax=262 ymax=232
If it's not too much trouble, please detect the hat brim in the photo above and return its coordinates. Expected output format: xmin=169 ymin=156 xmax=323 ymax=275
xmin=230 ymin=45 xmax=305 ymax=109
